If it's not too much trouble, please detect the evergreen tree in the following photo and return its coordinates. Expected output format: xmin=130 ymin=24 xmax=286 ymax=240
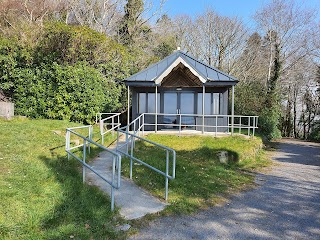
xmin=118 ymin=0 xmax=144 ymax=45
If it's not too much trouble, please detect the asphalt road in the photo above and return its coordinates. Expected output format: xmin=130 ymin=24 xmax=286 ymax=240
xmin=129 ymin=138 xmax=320 ymax=240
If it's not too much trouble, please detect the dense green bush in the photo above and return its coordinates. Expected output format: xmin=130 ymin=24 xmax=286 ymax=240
xmin=259 ymin=107 xmax=282 ymax=140
xmin=308 ymin=121 xmax=320 ymax=142
xmin=235 ymin=81 xmax=267 ymax=116
xmin=0 ymin=22 xmax=133 ymax=123
xmin=13 ymin=63 xmax=121 ymax=123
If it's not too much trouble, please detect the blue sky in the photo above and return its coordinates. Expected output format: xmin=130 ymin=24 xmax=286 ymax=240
xmin=161 ymin=0 xmax=320 ymax=27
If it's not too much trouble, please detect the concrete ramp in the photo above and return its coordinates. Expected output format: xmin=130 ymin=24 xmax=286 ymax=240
xmin=86 ymin=144 xmax=167 ymax=220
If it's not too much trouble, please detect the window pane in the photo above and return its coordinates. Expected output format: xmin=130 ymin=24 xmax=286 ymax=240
xmin=198 ymin=93 xmax=211 ymax=115
xmin=212 ymin=93 xmax=220 ymax=114
xmin=180 ymin=93 xmax=194 ymax=114
xmin=146 ymin=93 xmax=160 ymax=113
xmin=147 ymin=93 xmax=155 ymax=113
xmin=157 ymin=93 xmax=160 ymax=113
xmin=204 ymin=93 xmax=211 ymax=115
xmin=138 ymin=93 xmax=146 ymax=113
xmin=197 ymin=93 xmax=202 ymax=114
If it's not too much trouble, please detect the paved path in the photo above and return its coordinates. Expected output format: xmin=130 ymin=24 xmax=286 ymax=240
xmin=86 ymin=137 xmax=166 ymax=220
xmin=130 ymin=138 xmax=320 ymax=239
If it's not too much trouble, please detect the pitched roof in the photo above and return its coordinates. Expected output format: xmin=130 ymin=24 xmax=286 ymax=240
xmin=125 ymin=50 xmax=238 ymax=86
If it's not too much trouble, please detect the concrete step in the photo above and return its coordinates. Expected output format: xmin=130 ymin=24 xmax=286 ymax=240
xmin=86 ymin=141 xmax=167 ymax=220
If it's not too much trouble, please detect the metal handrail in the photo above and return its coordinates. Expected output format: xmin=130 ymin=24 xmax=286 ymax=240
xmin=95 ymin=112 xmax=121 ymax=124
xmin=142 ymin=113 xmax=259 ymax=136
xmin=66 ymin=125 xmax=122 ymax=211
xmin=99 ymin=113 xmax=121 ymax=144
xmin=116 ymin=119 xmax=176 ymax=201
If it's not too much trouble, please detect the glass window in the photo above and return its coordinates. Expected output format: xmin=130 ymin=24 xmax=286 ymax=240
xmin=197 ymin=93 xmax=220 ymax=115
xmin=139 ymin=92 xmax=160 ymax=113
xmin=197 ymin=93 xmax=202 ymax=114
xmin=138 ymin=93 xmax=146 ymax=113
xmin=147 ymin=93 xmax=155 ymax=113
xmin=212 ymin=93 xmax=220 ymax=114
xmin=204 ymin=93 xmax=211 ymax=115
xmin=147 ymin=93 xmax=160 ymax=113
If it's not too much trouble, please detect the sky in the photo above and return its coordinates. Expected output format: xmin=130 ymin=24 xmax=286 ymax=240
xmin=160 ymin=0 xmax=320 ymax=27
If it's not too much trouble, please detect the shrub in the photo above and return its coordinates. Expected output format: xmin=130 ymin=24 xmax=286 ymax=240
xmin=259 ymin=107 xmax=282 ymax=140
xmin=13 ymin=62 xmax=121 ymax=123
xmin=308 ymin=121 xmax=320 ymax=142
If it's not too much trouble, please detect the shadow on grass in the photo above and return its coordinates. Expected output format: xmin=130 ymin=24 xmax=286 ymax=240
xmin=121 ymin=142 xmax=249 ymax=215
xmin=39 ymin=152 xmax=126 ymax=240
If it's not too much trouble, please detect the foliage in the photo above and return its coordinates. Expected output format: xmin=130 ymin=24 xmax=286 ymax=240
xmin=118 ymin=0 xmax=144 ymax=45
xmin=153 ymin=38 xmax=176 ymax=60
xmin=12 ymin=62 xmax=121 ymax=123
xmin=37 ymin=22 xmax=115 ymax=65
xmin=0 ymin=118 xmax=126 ymax=239
xmin=259 ymin=107 xmax=282 ymax=140
xmin=0 ymin=37 xmax=33 ymax=98
xmin=122 ymin=134 xmax=270 ymax=215
xmin=0 ymin=22 xmax=134 ymax=123
xmin=235 ymin=81 xmax=266 ymax=116
xmin=308 ymin=121 xmax=320 ymax=142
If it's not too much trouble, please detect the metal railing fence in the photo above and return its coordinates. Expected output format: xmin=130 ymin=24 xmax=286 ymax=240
xmin=95 ymin=112 xmax=120 ymax=124
xmin=65 ymin=125 xmax=122 ymax=211
xmin=134 ymin=113 xmax=258 ymax=137
xmin=99 ymin=113 xmax=121 ymax=144
xmin=116 ymin=116 xmax=176 ymax=201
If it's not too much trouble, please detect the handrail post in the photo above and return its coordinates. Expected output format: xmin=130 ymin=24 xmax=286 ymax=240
xmin=142 ymin=114 xmax=145 ymax=136
xmin=112 ymin=117 xmax=114 ymax=137
xmin=138 ymin=117 xmax=141 ymax=136
xmin=88 ymin=125 xmax=92 ymax=154
xmin=111 ymin=156 xmax=116 ymax=211
xmin=126 ymin=126 xmax=129 ymax=154
xmin=215 ymin=116 xmax=218 ymax=137
xmin=253 ymin=117 xmax=256 ymax=137
xmin=66 ymin=130 xmax=70 ymax=160
xmin=239 ymin=117 xmax=242 ymax=134
xmin=179 ymin=114 xmax=181 ymax=136
xmin=116 ymin=130 xmax=120 ymax=151
xmin=100 ymin=119 xmax=104 ymax=145
xmin=165 ymin=150 xmax=169 ymax=201
xmin=248 ymin=117 xmax=250 ymax=136
xmin=83 ymin=139 xmax=86 ymax=183
xmin=130 ymin=135 xmax=134 ymax=180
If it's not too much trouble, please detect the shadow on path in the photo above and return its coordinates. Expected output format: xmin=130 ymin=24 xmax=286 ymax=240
xmin=129 ymin=139 xmax=320 ymax=240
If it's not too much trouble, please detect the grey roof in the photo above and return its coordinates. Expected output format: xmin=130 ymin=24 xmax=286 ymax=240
xmin=125 ymin=50 xmax=238 ymax=85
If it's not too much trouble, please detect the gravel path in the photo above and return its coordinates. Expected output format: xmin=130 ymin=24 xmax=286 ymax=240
xmin=129 ymin=138 xmax=320 ymax=240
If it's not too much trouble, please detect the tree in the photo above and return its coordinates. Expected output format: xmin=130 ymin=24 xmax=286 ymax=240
xmin=253 ymin=0 xmax=317 ymax=139
xmin=66 ymin=0 xmax=123 ymax=35
xmin=175 ymin=9 xmax=247 ymax=74
xmin=0 ymin=0 xmax=67 ymax=25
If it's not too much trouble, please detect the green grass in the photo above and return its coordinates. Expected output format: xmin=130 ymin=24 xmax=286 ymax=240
xmin=122 ymin=134 xmax=271 ymax=215
xmin=0 ymin=117 xmax=125 ymax=240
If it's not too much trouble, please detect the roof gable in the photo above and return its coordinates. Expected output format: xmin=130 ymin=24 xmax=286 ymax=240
xmin=125 ymin=50 xmax=238 ymax=85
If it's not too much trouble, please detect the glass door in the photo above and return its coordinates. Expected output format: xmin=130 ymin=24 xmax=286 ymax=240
xmin=180 ymin=93 xmax=195 ymax=127
xmin=163 ymin=93 xmax=178 ymax=127
xmin=163 ymin=92 xmax=195 ymax=129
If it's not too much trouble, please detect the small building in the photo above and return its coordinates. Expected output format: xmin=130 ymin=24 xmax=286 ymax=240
xmin=124 ymin=50 xmax=238 ymax=133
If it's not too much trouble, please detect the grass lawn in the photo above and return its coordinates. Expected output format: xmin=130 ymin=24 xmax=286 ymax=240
xmin=122 ymin=134 xmax=271 ymax=216
xmin=0 ymin=117 xmax=271 ymax=239
xmin=0 ymin=118 xmax=125 ymax=239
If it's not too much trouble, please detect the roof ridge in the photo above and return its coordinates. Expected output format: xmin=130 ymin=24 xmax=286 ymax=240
xmin=126 ymin=51 xmax=180 ymax=80
xmin=178 ymin=50 xmax=237 ymax=80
